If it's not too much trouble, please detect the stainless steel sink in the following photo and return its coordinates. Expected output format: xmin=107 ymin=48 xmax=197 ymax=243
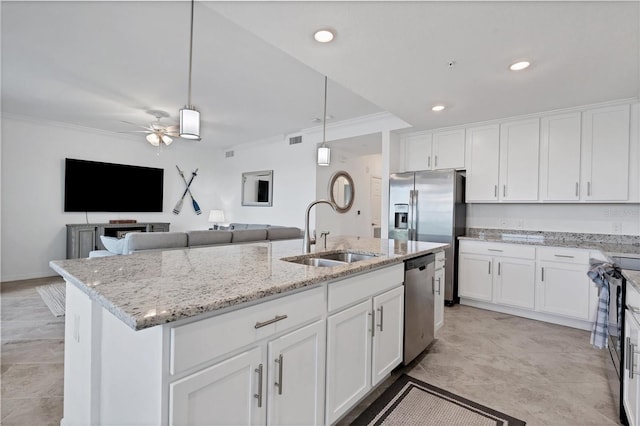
xmin=281 ymin=250 xmax=380 ymax=267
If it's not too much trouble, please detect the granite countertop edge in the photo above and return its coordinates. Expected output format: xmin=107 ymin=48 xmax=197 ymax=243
xmin=50 ymin=238 xmax=449 ymax=331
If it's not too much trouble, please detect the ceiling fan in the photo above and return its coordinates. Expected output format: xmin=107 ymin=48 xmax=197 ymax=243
xmin=120 ymin=110 xmax=184 ymax=147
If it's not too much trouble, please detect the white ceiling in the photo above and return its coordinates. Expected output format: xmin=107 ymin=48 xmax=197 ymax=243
xmin=2 ymin=1 xmax=639 ymax=151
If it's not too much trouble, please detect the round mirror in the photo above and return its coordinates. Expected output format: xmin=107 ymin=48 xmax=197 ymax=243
xmin=328 ymin=171 xmax=355 ymax=213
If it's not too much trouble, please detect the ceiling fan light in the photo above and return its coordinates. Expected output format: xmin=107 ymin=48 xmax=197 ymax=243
xmin=317 ymin=145 xmax=331 ymax=166
xmin=162 ymin=135 xmax=173 ymax=146
xmin=179 ymin=107 xmax=200 ymax=139
xmin=146 ymin=133 xmax=160 ymax=146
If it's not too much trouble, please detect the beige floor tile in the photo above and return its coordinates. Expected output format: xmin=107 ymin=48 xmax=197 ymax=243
xmin=1 ymin=363 xmax=64 ymax=398
xmin=1 ymin=320 xmax=65 ymax=342
xmin=1 ymin=339 xmax=64 ymax=364
xmin=1 ymin=397 xmax=63 ymax=425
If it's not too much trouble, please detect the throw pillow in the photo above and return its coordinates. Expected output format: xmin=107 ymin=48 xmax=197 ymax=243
xmin=100 ymin=235 xmax=125 ymax=255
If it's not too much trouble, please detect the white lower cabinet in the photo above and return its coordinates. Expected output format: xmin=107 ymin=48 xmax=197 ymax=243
xmin=326 ymin=284 xmax=404 ymax=425
xmin=459 ymin=240 xmax=598 ymax=330
xmin=625 ymin=309 xmax=640 ymax=426
xmin=170 ymin=347 xmax=265 ymax=426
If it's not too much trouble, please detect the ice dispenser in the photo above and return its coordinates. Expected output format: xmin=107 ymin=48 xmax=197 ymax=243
xmin=393 ymin=204 xmax=409 ymax=229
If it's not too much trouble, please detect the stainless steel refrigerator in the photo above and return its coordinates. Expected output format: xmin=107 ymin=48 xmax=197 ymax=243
xmin=389 ymin=170 xmax=466 ymax=305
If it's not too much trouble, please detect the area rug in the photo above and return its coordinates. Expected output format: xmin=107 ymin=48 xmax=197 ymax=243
xmin=351 ymin=374 xmax=526 ymax=425
xmin=36 ymin=283 xmax=66 ymax=317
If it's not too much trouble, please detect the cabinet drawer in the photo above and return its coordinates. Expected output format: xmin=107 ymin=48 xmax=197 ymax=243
xmin=170 ymin=286 xmax=324 ymax=375
xmin=459 ymin=241 xmax=535 ymax=259
xmin=328 ymin=264 xmax=404 ymax=313
xmin=537 ymin=247 xmax=589 ymax=264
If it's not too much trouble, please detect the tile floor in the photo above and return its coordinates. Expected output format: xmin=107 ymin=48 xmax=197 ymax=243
xmin=1 ymin=277 xmax=620 ymax=425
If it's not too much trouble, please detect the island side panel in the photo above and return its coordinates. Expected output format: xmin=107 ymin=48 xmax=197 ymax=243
xmin=62 ymin=281 xmax=165 ymax=426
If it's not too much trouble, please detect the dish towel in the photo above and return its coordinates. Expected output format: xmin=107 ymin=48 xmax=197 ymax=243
xmin=587 ymin=259 xmax=622 ymax=349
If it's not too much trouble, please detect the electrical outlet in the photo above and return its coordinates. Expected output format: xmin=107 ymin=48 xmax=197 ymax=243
xmin=612 ymin=222 xmax=622 ymax=234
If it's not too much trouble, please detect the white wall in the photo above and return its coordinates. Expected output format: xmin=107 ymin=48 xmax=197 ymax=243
xmin=1 ymin=116 xmax=221 ymax=281
xmin=316 ymin=148 xmax=382 ymax=238
xmin=467 ymin=203 xmax=640 ymax=235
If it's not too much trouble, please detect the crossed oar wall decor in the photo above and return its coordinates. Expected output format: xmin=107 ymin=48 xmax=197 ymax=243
xmin=173 ymin=165 xmax=201 ymax=215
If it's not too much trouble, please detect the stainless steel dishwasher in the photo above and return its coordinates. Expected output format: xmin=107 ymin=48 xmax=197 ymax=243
xmin=403 ymin=254 xmax=436 ymax=365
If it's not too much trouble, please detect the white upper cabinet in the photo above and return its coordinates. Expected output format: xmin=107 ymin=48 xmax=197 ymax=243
xmin=539 ymin=112 xmax=582 ymax=201
xmin=432 ymin=129 xmax=466 ymax=170
xmin=402 ymin=129 xmax=465 ymax=171
xmin=581 ymin=104 xmax=630 ymax=201
xmin=465 ymin=124 xmax=500 ymax=202
xmin=499 ymin=118 xmax=540 ymax=201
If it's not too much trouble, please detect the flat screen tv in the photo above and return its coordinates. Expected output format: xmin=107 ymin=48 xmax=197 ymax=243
xmin=64 ymin=158 xmax=164 ymax=212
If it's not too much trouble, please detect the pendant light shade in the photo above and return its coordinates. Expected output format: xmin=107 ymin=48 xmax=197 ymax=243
xmin=179 ymin=107 xmax=200 ymax=140
xmin=179 ymin=0 xmax=200 ymax=140
xmin=317 ymin=76 xmax=330 ymax=166
xmin=317 ymin=145 xmax=331 ymax=166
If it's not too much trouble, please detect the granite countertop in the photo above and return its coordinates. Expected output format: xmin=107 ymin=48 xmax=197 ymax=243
xmin=49 ymin=236 xmax=448 ymax=331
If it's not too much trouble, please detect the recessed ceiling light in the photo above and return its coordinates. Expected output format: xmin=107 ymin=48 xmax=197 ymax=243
xmin=509 ymin=61 xmax=531 ymax=71
xmin=314 ymin=29 xmax=334 ymax=43
xmin=432 ymin=105 xmax=446 ymax=112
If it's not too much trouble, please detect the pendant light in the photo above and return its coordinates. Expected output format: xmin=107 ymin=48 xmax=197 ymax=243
xmin=179 ymin=0 xmax=200 ymax=140
xmin=317 ymin=76 xmax=330 ymax=166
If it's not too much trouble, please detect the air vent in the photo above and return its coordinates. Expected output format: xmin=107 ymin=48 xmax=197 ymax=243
xmin=289 ymin=136 xmax=302 ymax=145
xmin=225 ymin=150 xmax=234 ymax=158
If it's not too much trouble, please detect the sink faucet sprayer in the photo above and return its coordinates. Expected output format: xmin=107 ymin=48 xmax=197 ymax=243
xmin=303 ymin=199 xmax=337 ymax=253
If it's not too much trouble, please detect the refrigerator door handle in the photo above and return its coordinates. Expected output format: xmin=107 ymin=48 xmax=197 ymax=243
xmin=411 ymin=189 xmax=418 ymax=240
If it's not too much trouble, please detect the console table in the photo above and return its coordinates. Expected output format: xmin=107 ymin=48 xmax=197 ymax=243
xmin=66 ymin=222 xmax=170 ymax=259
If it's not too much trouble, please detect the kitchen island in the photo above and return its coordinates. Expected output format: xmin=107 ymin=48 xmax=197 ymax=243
xmin=49 ymin=236 xmax=448 ymax=426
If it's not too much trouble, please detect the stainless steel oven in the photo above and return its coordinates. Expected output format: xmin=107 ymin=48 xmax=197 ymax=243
xmin=609 ymin=256 xmax=640 ymax=425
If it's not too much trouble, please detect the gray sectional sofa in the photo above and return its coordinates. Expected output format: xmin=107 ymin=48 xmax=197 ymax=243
xmin=89 ymin=224 xmax=302 ymax=257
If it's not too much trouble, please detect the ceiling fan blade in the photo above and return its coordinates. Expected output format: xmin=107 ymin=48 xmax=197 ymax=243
xmin=117 ymin=130 xmax=152 ymax=134
xmin=121 ymin=120 xmax=154 ymax=131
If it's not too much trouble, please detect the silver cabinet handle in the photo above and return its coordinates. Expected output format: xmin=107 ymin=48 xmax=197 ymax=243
xmin=541 ymin=267 xmax=545 ymax=282
xmin=627 ymin=337 xmax=631 ymax=371
xmin=255 ymin=314 xmax=288 ymax=329
xmin=554 ymin=254 xmax=575 ymax=259
xmin=494 ymin=185 xmax=498 ymax=198
xmin=575 ymin=182 xmax=579 ymax=197
xmin=428 ymin=156 xmax=431 ymax=168
xmin=254 ymin=364 xmax=263 ymax=407
xmin=630 ymin=343 xmax=638 ymax=379
xmin=369 ymin=311 xmax=375 ymax=337
xmin=435 ymin=155 xmax=438 ymax=167
xmin=377 ymin=306 xmax=384 ymax=332
xmin=488 ymin=261 xmax=491 ymax=275
xmin=437 ymin=277 xmax=442 ymax=295
xmin=488 ymin=249 xmax=503 ymax=252
xmin=275 ymin=354 xmax=284 ymax=395
xmin=432 ymin=276 xmax=435 ymax=294
xmin=498 ymin=262 xmax=501 ymax=276
xmin=587 ymin=181 xmax=591 ymax=196
xmin=503 ymin=185 xmax=506 ymax=197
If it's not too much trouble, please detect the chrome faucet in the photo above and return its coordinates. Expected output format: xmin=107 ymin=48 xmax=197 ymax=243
xmin=303 ymin=200 xmax=337 ymax=253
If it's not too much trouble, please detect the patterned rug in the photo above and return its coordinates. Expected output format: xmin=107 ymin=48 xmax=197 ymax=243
xmin=36 ymin=283 xmax=66 ymax=317
xmin=352 ymin=374 xmax=526 ymax=425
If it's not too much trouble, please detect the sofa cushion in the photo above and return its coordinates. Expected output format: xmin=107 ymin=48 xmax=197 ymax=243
xmin=100 ymin=235 xmax=126 ymax=254
xmin=267 ymin=227 xmax=302 ymax=240
xmin=125 ymin=232 xmax=188 ymax=253
xmin=228 ymin=223 xmax=269 ymax=230
xmin=231 ymin=229 xmax=268 ymax=243
xmin=188 ymin=230 xmax=233 ymax=247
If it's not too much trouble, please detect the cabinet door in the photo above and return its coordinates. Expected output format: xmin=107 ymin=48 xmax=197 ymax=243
xmin=493 ymin=258 xmax=535 ymax=310
xmin=458 ymin=253 xmax=493 ymax=302
xmin=499 ymin=118 xmax=540 ymax=201
xmin=325 ymin=300 xmax=372 ymax=425
xmin=465 ymin=125 xmax=500 ymax=202
xmin=537 ymin=262 xmax=591 ymax=320
xmin=432 ymin=129 xmax=465 ymax=170
xmin=404 ymin=133 xmax=433 ymax=171
xmin=372 ymin=286 xmax=404 ymax=386
xmin=267 ymin=321 xmax=325 ymax=426
xmin=169 ymin=347 xmax=265 ymax=426
xmin=434 ymin=267 xmax=445 ymax=332
xmin=624 ymin=311 xmax=640 ymax=426
xmin=581 ymin=104 xmax=630 ymax=201
xmin=539 ymin=112 xmax=582 ymax=201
